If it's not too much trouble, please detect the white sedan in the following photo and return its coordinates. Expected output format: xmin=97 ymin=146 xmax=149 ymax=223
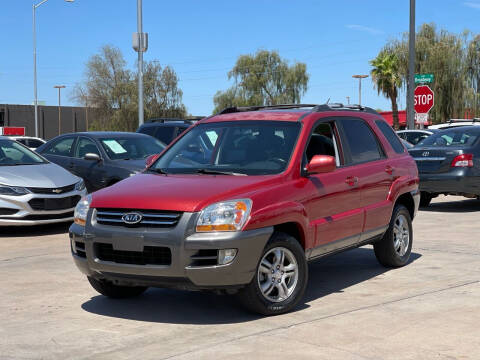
xmin=0 ymin=138 xmax=86 ymax=226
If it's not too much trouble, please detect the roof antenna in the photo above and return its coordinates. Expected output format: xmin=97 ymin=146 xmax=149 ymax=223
xmin=326 ymin=98 xmax=330 ymax=104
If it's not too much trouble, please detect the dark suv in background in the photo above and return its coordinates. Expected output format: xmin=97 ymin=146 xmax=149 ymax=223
xmin=137 ymin=118 xmax=203 ymax=145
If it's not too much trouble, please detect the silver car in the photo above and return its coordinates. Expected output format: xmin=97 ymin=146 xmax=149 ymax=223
xmin=0 ymin=138 xmax=86 ymax=226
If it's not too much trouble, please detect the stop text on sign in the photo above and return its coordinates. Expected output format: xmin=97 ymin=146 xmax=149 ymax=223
xmin=414 ymin=94 xmax=433 ymax=106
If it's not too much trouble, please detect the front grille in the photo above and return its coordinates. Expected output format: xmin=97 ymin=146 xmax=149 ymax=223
xmin=29 ymin=196 xmax=81 ymax=211
xmin=22 ymin=212 xmax=74 ymax=221
xmin=27 ymin=184 xmax=76 ymax=194
xmin=95 ymin=208 xmax=182 ymax=228
xmin=95 ymin=243 xmax=171 ymax=266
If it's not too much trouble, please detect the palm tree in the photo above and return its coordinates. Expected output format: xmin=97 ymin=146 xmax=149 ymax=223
xmin=370 ymin=52 xmax=402 ymax=129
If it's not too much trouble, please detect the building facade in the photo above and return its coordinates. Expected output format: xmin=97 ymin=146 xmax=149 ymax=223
xmin=0 ymin=104 xmax=93 ymax=140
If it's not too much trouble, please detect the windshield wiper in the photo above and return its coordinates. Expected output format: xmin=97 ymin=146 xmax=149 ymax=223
xmin=147 ymin=167 xmax=168 ymax=175
xmin=195 ymin=169 xmax=247 ymax=176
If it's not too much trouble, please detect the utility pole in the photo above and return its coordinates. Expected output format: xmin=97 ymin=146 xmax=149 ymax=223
xmin=407 ymin=0 xmax=416 ymax=129
xmin=133 ymin=0 xmax=148 ymax=127
xmin=352 ymin=75 xmax=368 ymax=106
xmin=54 ymin=85 xmax=65 ymax=135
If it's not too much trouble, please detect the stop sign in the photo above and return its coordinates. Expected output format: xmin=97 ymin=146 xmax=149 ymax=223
xmin=414 ymin=85 xmax=434 ymax=114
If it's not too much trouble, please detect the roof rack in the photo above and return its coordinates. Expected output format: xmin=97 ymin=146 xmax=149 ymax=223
xmin=217 ymin=103 xmax=379 ymax=115
xmin=217 ymin=104 xmax=318 ymax=114
xmin=313 ymin=103 xmax=379 ymax=114
xmin=147 ymin=117 xmax=202 ymax=124
xmin=447 ymin=118 xmax=479 ymax=123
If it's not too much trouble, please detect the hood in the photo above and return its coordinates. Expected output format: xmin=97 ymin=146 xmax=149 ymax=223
xmin=0 ymin=163 xmax=80 ymax=188
xmin=91 ymin=173 xmax=279 ymax=212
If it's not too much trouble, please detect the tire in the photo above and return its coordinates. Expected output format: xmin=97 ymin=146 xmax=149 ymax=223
xmin=237 ymin=232 xmax=308 ymax=316
xmin=374 ymin=204 xmax=413 ymax=268
xmin=419 ymin=192 xmax=432 ymax=207
xmin=87 ymin=276 xmax=148 ymax=299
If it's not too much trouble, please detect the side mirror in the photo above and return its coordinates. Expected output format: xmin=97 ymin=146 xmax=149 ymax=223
xmin=306 ymin=155 xmax=336 ymax=174
xmin=84 ymin=153 xmax=101 ymax=162
xmin=145 ymin=153 xmax=161 ymax=168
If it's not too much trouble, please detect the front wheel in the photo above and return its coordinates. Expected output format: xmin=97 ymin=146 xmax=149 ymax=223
xmin=237 ymin=232 xmax=308 ymax=315
xmin=374 ymin=204 xmax=413 ymax=268
xmin=87 ymin=276 xmax=148 ymax=298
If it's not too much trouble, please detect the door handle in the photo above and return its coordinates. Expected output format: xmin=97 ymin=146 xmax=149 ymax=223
xmin=345 ymin=176 xmax=358 ymax=186
xmin=385 ymin=165 xmax=394 ymax=175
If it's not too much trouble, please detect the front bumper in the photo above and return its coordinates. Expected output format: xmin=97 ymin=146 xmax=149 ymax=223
xmin=419 ymin=168 xmax=480 ymax=196
xmin=0 ymin=189 xmax=87 ymax=226
xmin=69 ymin=211 xmax=273 ymax=290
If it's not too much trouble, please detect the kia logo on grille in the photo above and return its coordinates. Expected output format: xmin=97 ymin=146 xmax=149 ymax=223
xmin=422 ymin=151 xmax=430 ymax=157
xmin=122 ymin=212 xmax=143 ymax=224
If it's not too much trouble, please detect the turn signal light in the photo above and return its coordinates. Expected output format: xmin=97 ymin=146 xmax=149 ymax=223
xmin=451 ymin=154 xmax=473 ymax=167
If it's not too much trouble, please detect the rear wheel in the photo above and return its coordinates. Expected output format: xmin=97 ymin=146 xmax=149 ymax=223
xmin=87 ymin=276 xmax=148 ymax=298
xmin=237 ymin=232 xmax=308 ymax=315
xmin=420 ymin=192 xmax=432 ymax=207
xmin=374 ymin=205 xmax=413 ymax=268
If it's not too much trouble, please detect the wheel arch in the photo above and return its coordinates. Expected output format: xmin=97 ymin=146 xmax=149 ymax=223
xmin=394 ymin=192 xmax=415 ymax=220
xmin=273 ymin=222 xmax=306 ymax=249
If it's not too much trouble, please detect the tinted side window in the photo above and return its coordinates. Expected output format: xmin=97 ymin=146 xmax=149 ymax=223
xmin=75 ymin=137 xmax=100 ymax=158
xmin=155 ymin=126 xmax=176 ymax=144
xmin=375 ymin=120 xmax=405 ymax=154
xmin=27 ymin=139 xmax=45 ymax=148
xmin=43 ymin=137 xmax=75 ymax=157
xmin=339 ymin=118 xmax=383 ymax=164
xmin=305 ymin=122 xmax=341 ymax=166
xmin=138 ymin=125 xmax=157 ymax=136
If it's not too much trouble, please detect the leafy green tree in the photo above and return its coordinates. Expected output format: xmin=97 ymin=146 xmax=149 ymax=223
xmin=72 ymin=45 xmax=186 ymax=131
xmin=370 ymin=51 xmax=402 ymax=129
xmin=381 ymin=23 xmax=473 ymax=123
xmin=213 ymin=50 xmax=309 ymax=113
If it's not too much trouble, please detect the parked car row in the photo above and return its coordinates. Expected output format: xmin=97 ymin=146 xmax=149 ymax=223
xmin=4 ymin=105 xmax=479 ymax=315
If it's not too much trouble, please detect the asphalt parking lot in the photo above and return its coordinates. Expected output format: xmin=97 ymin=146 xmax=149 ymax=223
xmin=1 ymin=196 xmax=479 ymax=360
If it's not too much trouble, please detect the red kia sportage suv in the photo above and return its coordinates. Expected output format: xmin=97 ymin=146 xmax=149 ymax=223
xmin=70 ymin=104 xmax=419 ymax=315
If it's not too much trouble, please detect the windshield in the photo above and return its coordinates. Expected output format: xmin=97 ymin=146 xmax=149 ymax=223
xmin=0 ymin=139 xmax=46 ymax=165
xmin=417 ymin=128 xmax=480 ymax=147
xmin=152 ymin=121 xmax=301 ymax=175
xmin=100 ymin=136 xmax=165 ymax=160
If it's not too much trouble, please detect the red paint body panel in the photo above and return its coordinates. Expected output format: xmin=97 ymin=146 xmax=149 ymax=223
xmin=90 ymin=109 xmax=419 ymax=252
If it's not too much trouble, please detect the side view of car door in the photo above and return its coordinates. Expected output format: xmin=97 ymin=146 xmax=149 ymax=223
xmin=72 ymin=137 xmax=106 ymax=192
xmin=336 ymin=117 xmax=394 ymax=241
xmin=299 ymin=120 xmax=363 ymax=258
xmin=40 ymin=136 xmax=77 ymax=171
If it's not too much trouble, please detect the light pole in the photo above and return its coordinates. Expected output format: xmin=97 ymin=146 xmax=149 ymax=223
xmin=33 ymin=0 xmax=74 ymax=138
xmin=133 ymin=0 xmax=148 ymax=127
xmin=54 ymin=85 xmax=66 ymax=135
xmin=352 ymin=75 xmax=368 ymax=106
xmin=406 ymin=0 xmax=416 ymax=129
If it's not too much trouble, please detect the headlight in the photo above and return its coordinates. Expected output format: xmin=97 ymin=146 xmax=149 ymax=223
xmin=0 ymin=184 xmax=30 ymax=196
xmin=196 ymin=199 xmax=252 ymax=232
xmin=74 ymin=195 xmax=92 ymax=226
xmin=75 ymin=179 xmax=85 ymax=191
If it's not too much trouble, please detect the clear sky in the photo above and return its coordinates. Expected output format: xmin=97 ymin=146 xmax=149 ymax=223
xmin=1 ymin=0 xmax=479 ymax=116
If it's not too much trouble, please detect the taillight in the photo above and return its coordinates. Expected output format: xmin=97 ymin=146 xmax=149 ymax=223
xmin=451 ymin=154 xmax=474 ymax=167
